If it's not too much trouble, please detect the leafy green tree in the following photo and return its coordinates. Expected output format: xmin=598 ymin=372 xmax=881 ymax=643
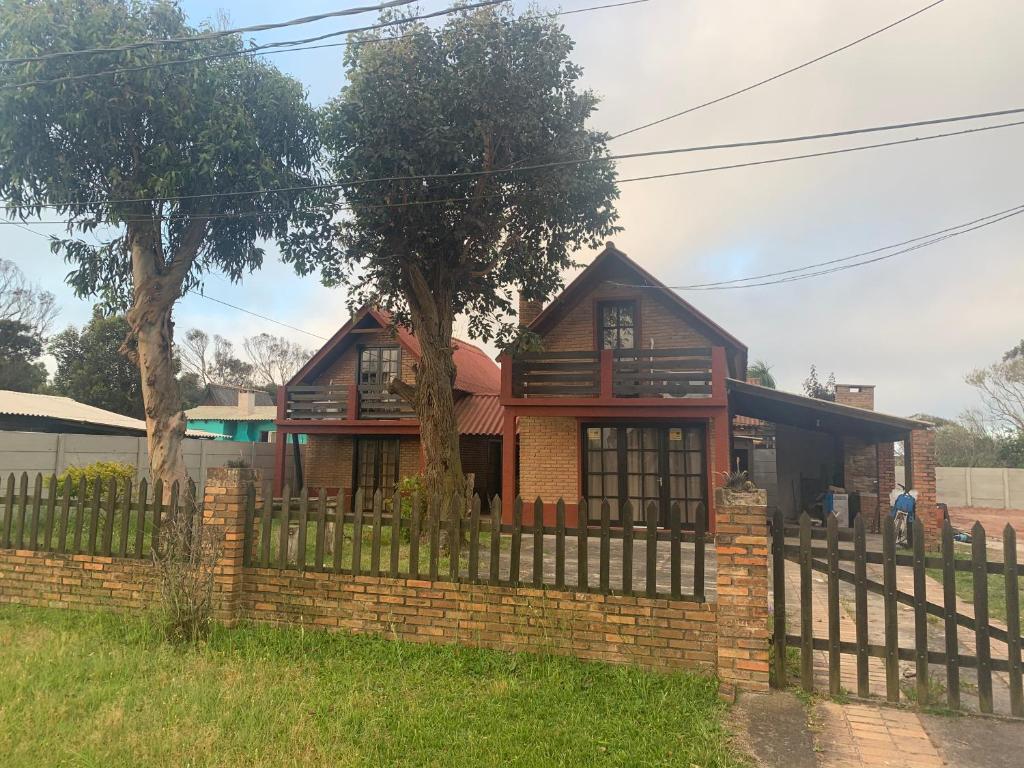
xmin=0 ymin=319 xmax=47 ymax=392
xmin=284 ymin=7 xmax=619 ymax=500
xmin=0 ymin=0 xmax=319 ymax=488
xmin=49 ymin=308 xmax=146 ymax=418
xmin=747 ymin=360 xmax=776 ymax=388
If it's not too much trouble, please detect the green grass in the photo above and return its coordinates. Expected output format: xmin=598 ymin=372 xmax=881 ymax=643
xmin=0 ymin=605 xmax=747 ymax=768
xmin=926 ymin=543 xmax=1024 ymax=626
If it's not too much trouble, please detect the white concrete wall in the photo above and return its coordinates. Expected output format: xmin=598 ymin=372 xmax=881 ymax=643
xmin=0 ymin=431 xmax=294 ymax=493
xmin=895 ymin=465 xmax=1024 ymax=510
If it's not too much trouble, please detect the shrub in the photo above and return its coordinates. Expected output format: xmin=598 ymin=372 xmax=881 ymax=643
xmin=58 ymin=461 xmax=135 ymax=500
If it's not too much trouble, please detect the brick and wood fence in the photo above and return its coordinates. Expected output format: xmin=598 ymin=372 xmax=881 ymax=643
xmin=0 ymin=468 xmax=770 ymax=698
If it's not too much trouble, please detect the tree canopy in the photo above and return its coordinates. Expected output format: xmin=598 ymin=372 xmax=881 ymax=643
xmin=0 ymin=259 xmax=58 ymax=339
xmin=283 ymin=6 xmax=619 ymax=498
xmin=0 ymin=319 xmax=47 ymax=392
xmin=49 ymin=308 xmax=146 ymax=418
xmin=0 ymin=0 xmax=320 ymax=486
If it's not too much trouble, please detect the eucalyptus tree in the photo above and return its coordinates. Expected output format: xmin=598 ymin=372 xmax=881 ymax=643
xmin=0 ymin=0 xmax=320 ymax=487
xmin=284 ymin=7 xmax=619 ymax=502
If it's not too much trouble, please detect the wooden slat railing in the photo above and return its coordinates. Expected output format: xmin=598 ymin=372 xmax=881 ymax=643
xmin=285 ymin=385 xmax=348 ymax=420
xmin=510 ymin=351 xmax=600 ymax=398
xmin=243 ymin=489 xmax=710 ymax=603
xmin=612 ymin=347 xmax=713 ymax=398
xmin=357 ymin=384 xmax=416 ymax=419
xmin=0 ymin=472 xmax=197 ymax=560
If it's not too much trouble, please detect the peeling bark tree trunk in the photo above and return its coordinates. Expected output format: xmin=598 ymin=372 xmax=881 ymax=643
xmin=125 ymin=224 xmax=189 ymax=494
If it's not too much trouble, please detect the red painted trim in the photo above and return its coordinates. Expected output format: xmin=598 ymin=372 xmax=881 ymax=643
xmin=346 ymin=384 xmax=359 ymax=421
xmin=501 ymin=411 xmax=516 ymax=520
xmin=599 ymin=349 xmax=613 ymax=398
xmin=275 ymin=421 xmax=421 ymax=436
xmin=273 ymin=432 xmax=286 ymax=495
xmin=709 ymin=412 xmax=730 ymax=534
xmin=711 ymin=346 xmax=727 ymax=401
xmin=499 ymin=353 xmax=513 ymax=400
xmin=501 ymin=404 xmax=728 ymax=420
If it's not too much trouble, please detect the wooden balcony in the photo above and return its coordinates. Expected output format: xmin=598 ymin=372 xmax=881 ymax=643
xmin=501 ymin=346 xmax=727 ymax=406
xmin=282 ymin=384 xmax=415 ymax=422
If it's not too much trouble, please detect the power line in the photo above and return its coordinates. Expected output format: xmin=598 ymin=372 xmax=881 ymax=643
xmin=183 ymin=291 xmax=329 ymax=340
xmin=661 ymin=203 xmax=1024 ymax=288
xmin=609 ymin=0 xmax=946 ymax=140
xmin=4 ymin=105 xmax=1022 ymax=215
xmin=610 ymin=205 xmax=1024 ymax=291
xmin=0 ymin=0 xmax=422 ymax=66
xmin=9 ymin=220 xmax=332 ymax=340
xmin=0 ymin=0 xmax=516 ymax=91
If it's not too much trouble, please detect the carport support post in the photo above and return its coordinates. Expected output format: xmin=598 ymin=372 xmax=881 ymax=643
xmin=715 ymin=487 xmax=770 ymax=701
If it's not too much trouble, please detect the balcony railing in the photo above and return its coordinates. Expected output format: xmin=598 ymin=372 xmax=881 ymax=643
xmin=612 ymin=347 xmax=713 ymax=398
xmin=508 ymin=347 xmax=720 ymax=400
xmin=284 ymin=384 xmax=415 ymax=421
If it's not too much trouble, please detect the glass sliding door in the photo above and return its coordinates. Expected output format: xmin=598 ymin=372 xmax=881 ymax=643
xmin=583 ymin=424 xmax=707 ymax=528
xmin=354 ymin=438 xmax=400 ymax=510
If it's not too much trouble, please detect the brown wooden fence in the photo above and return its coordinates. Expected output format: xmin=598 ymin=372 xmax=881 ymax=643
xmin=0 ymin=472 xmax=196 ymax=560
xmin=243 ymin=487 xmax=710 ymax=602
xmin=772 ymin=509 xmax=1024 ymax=717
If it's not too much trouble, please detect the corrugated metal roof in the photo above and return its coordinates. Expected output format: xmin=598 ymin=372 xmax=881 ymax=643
xmin=454 ymin=394 xmax=502 ymax=437
xmin=0 ymin=390 xmax=219 ymax=438
xmin=185 ymin=405 xmax=278 ymax=422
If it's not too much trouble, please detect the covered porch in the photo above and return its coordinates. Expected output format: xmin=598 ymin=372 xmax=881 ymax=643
xmin=726 ymin=379 xmax=940 ymax=545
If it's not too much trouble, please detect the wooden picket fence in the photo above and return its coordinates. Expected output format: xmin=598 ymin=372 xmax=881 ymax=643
xmin=243 ymin=486 xmax=710 ymax=602
xmin=0 ymin=472 xmax=197 ymax=560
xmin=772 ymin=509 xmax=1024 ymax=717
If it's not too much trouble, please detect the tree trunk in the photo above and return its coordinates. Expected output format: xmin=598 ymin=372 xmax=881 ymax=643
xmin=126 ymin=228 xmax=189 ymax=494
xmin=402 ymin=270 xmax=465 ymax=516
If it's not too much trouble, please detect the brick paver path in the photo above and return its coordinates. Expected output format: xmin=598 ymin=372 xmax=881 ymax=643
xmin=815 ymin=701 xmax=944 ymax=768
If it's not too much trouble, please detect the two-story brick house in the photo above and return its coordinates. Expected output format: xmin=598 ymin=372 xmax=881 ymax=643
xmin=284 ymin=243 xmax=939 ymax=543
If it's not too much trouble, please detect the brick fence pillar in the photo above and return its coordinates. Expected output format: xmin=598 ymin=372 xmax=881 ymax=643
xmin=202 ymin=467 xmax=260 ymax=625
xmin=908 ymin=429 xmax=940 ymax=550
xmin=876 ymin=441 xmax=896 ymax=534
xmin=714 ymin=487 xmax=770 ymax=700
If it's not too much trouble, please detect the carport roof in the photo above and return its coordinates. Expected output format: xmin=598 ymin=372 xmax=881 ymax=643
xmin=726 ymin=379 xmax=932 ymax=443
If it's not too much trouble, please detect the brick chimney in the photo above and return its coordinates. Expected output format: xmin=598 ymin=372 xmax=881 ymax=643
xmin=518 ymin=293 xmax=543 ymax=327
xmin=237 ymin=390 xmax=256 ymax=415
xmin=835 ymin=384 xmax=875 ymax=411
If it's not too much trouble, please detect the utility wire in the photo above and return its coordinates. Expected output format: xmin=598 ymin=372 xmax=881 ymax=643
xmin=0 ymin=0 xmax=516 ymax=91
xmin=610 ymin=205 xmax=1024 ymax=291
xmin=4 ymin=105 xmax=1022 ymax=214
xmin=0 ymin=0 xmax=422 ymax=66
xmin=659 ymin=203 xmax=1024 ymax=288
xmin=609 ymin=0 xmax=946 ymax=140
xmin=4 ymin=221 xmax=331 ymax=340
xmin=5 ymin=116 xmax=1024 ymax=226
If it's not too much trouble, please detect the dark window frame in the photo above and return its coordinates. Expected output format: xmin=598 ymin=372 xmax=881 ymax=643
xmin=352 ymin=437 xmax=401 ymax=510
xmin=357 ymin=346 xmax=402 ymax=386
xmin=581 ymin=423 xmax=707 ymax=528
xmin=596 ymin=300 xmax=638 ymax=350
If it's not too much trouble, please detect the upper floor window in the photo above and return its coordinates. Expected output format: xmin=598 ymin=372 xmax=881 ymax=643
xmin=359 ymin=346 xmax=401 ymax=386
xmin=599 ymin=301 xmax=636 ymax=349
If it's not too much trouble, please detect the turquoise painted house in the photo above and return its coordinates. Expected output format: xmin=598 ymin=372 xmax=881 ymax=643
xmin=185 ymin=385 xmax=278 ymax=442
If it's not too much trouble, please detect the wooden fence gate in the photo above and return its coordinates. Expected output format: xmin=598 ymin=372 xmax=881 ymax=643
xmin=771 ymin=509 xmax=1024 ymax=718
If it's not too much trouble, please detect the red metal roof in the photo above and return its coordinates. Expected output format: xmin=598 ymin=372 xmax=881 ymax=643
xmin=454 ymin=394 xmax=503 ymax=436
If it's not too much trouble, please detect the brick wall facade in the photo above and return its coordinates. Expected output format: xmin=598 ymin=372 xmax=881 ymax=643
xmin=518 ymin=416 xmax=579 ymax=503
xmin=239 ymin=571 xmax=717 ymax=672
xmin=303 ymin=436 xmax=421 ymax=498
xmin=540 ymin=281 xmax=711 ymax=352
xmin=909 ymin=428 xmax=941 ymax=548
xmin=310 ymin=329 xmax=416 ymax=388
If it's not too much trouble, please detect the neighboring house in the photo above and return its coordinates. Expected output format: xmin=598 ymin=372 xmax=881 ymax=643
xmin=0 ymin=390 xmax=217 ymax=438
xmin=274 ymin=307 xmax=502 ymax=507
xmin=284 ymin=243 xmax=935 ymax=534
xmin=197 ymin=383 xmax=275 ymax=408
xmin=186 ymin=389 xmax=278 ymax=442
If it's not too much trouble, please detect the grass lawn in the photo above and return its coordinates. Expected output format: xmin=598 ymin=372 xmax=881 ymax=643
xmin=926 ymin=543 xmax=1024 ymax=626
xmin=0 ymin=606 xmax=747 ymax=768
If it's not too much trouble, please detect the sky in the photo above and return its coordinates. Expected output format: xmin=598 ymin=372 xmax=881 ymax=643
xmin=3 ymin=0 xmax=1022 ymax=419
